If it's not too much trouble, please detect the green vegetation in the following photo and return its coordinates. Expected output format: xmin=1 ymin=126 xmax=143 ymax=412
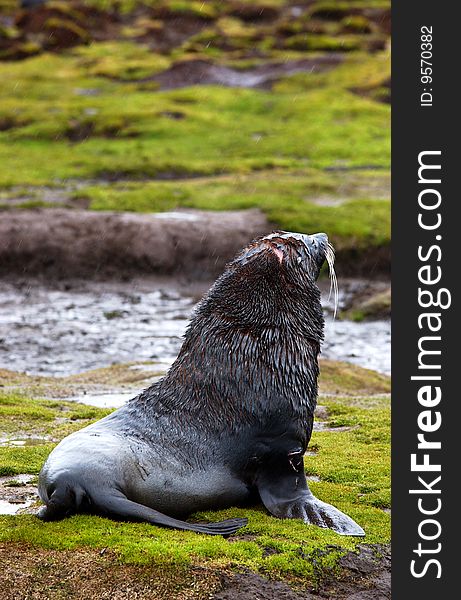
xmin=0 ymin=49 xmax=389 ymax=182
xmin=0 ymin=361 xmax=390 ymax=584
xmin=0 ymin=1 xmax=389 ymax=591
xmin=318 ymin=359 xmax=390 ymax=395
xmin=341 ymin=288 xmax=391 ymax=321
xmin=0 ymin=0 xmax=390 ymax=256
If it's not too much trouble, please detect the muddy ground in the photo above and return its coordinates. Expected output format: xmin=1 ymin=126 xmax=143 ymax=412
xmin=0 ymin=207 xmax=390 ymax=279
xmin=148 ymin=56 xmax=344 ymax=90
xmin=0 ymin=207 xmax=269 ymax=279
xmin=1 ymin=0 xmax=390 ymax=61
xmin=0 ymin=542 xmax=390 ymax=600
xmin=0 ymin=277 xmax=391 ymax=376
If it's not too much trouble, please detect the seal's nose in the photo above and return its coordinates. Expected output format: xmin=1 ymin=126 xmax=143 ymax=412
xmin=313 ymin=232 xmax=328 ymax=243
xmin=303 ymin=232 xmax=328 ymax=251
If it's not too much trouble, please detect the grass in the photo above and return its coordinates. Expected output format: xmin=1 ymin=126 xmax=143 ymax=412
xmin=0 ymin=0 xmax=390 ymax=253
xmin=0 ymin=46 xmax=389 ymax=250
xmin=0 ymin=360 xmax=390 ymax=584
xmin=0 ymin=51 xmax=390 ymax=179
xmin=0 ymin=3 xmax=389 ymax=591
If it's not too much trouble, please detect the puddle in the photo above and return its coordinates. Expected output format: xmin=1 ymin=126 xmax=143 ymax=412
xmin=306 ymin=475 xmax=321 ymax=483
xmin=0 ymin=474 xmax=38 ymax=515
xmin=0 ymin=436 xmax=50 ymax=447
xmin=313 ymin=422 xmax=359 ymax=433
xmin=0 ymin=280 xmax=390 ymax=378
xmin=152 ymin=212 xmax=200 ymax=221
xmin=0 ymin=281 xmax=194 ymax=377
xmin=323 ymin=318 xmax=390 ymax=375
xmin=0 ymin=499 xmax=33 ymax=515
xmin=0 ymin=474 xmax=35 ymax=485
xmin=69 ymin=391 xmax=137 ymax=408
xmin=313 ymin=421 xmax=327 ymax=431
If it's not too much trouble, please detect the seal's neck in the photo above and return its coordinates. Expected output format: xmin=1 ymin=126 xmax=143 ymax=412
xmin=148 ymin=303 xmax=322 ymax=431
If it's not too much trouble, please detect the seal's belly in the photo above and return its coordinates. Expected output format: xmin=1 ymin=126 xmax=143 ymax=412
xmin=126 ymin=463 xmax=251 ymax=516
xmin=41 ymin=414 xmax=252 ymax=516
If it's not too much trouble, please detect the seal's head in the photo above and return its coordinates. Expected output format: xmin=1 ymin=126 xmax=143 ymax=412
xmin=240 ymin=230 xmax=330 ymax=281
xmin=192 ymin=230 xmax=336 ymax=344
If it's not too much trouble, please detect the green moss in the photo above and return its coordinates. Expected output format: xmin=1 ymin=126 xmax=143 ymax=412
xmin=0 ymin=3 xmax=390 ymax=266
xmin=0 ymin=199 xmax=63 ymax=210
xmin=318 ymin=360 xmax=390 ymax=396
xmin=0 ymin=41 xmax=389 ymax=183
xmin=44 ymin=17 xmax=90 ymax=46
xmin=0 ymin=362 xmax=390 ymax=582
xmin=167 ymin=0 xmax=217 ymax=20
xmin=284 ymin=34 xmax=362 ymax=52
xmin=340 ymin=15 xmax=373 ymax=34
xmin=74 ymin=41 xmax=171 ymax=80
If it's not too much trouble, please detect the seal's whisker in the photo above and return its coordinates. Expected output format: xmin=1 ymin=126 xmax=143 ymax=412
xmin=325 ymin=243 xmax=338 ymax=319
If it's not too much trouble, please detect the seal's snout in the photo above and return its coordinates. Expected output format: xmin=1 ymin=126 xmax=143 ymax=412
xmin=303 ymin=232 xmax=328 ymax=255
xmin=303 ymin=232 xmax=328 ymax=267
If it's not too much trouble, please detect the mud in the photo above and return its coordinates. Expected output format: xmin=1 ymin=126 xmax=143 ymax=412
xmin=0 ymin=207 xmax=268 ymax=280
xmin=0 ymin=542 xmax=390 ymax=599
xmin=0 ymin=474 xmax=39 ymax=515
xmin=0 ymin=207 xmax=390 ymax=278
xmin=0 ymin=544 xmax=226 ymax=600
xmin=0 ymin=278 xmax=390 ymax=378
xmin=213 ymin=544 xmax=391 ymax=600
xmin=147 ymin=56 xmax=343 ymax=91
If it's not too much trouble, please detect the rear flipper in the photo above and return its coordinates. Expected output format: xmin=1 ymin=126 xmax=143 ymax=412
xmin=38 ymin=483 xmax=247 ymax=536
xmin=37 ymin=481 xmax=85 ymax=521
xmin=89 ymin=490 xmax=247 ymax=536
xmin=256 ymin=454 xmax=365 ymax=537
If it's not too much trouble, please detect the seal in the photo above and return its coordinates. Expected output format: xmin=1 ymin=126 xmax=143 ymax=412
xmin=38 ymin=231 xmax=364 ymax=537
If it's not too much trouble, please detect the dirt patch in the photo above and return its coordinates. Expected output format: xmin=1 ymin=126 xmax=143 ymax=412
xmin=0 ymin=542 xmax=390 ymax=599
xmin=8 ymin=3 xmax=116 ymax=53
xmin=226 ymin=2 xmax=280 ymax=23
xmin=147 ymin=56 xmax=343 ymax=91
xmin=214 ymin=572 xmax=305 ymax=600
xmin=0 ymin=207 xmax=269 ymax=279
xmin=330 ymin=245 xmax=390 ymax=278
xmin=339 ymin=281 xmax=391 ymax=320
xmin=351 ymin=77 xmax=391 ymax=105
xmin=0 ymin=543 xmax=225 ymax=600
xmin=214 ymin=544 xmax=391 ymax=599
xmin=136 ymin=15 xmax=207 ymax=53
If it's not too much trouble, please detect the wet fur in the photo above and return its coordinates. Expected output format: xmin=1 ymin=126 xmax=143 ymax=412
xmin=38 ymin=232 xmax=364 ymax=537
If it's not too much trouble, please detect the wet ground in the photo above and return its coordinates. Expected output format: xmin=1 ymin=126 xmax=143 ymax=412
xmin=0 ymin=278 xmax=390 ymax=380
xmin=0 ymin=474 xmax=38 ymax=516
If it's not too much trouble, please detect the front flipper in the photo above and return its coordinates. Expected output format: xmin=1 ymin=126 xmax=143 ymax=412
xmin=256 ymin=454 xmax=365 ymax=537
